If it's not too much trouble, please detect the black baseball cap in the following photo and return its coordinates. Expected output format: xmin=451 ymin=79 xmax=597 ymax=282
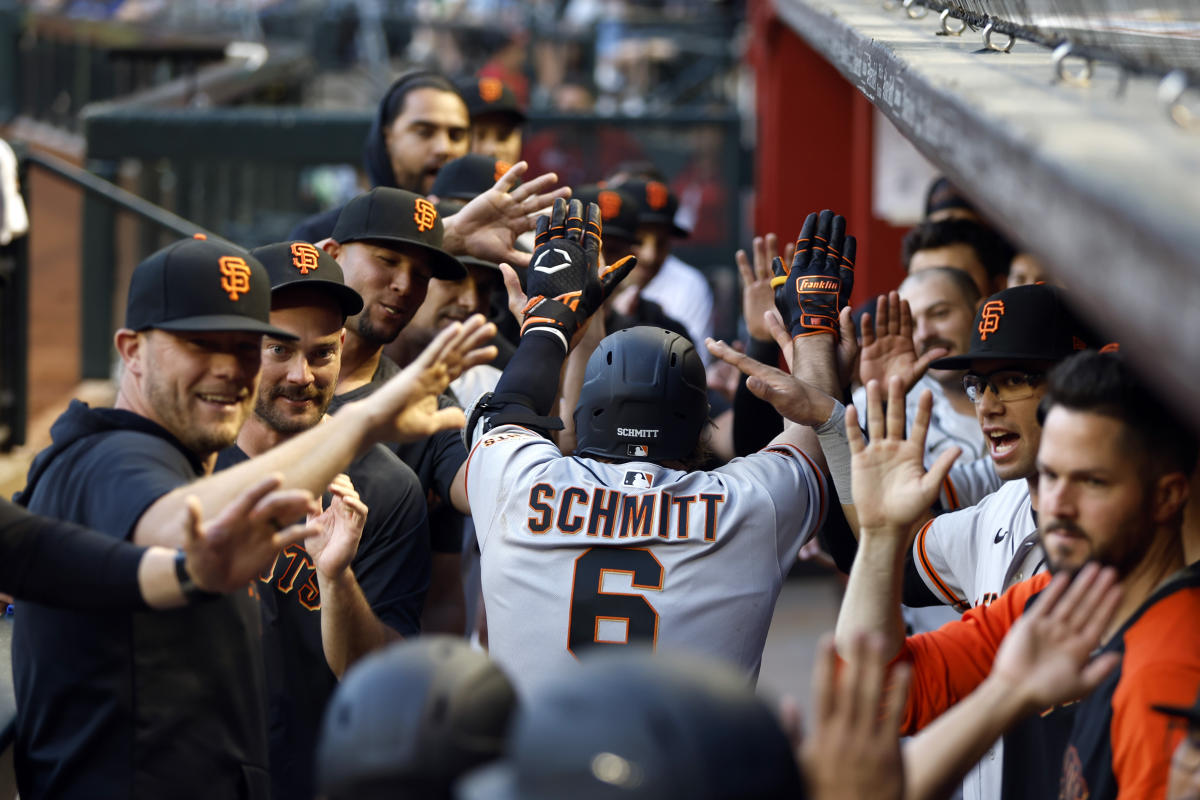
xmin=573 ymin=184 xmax=638 ymax=242
xmin=1152 ymin=686 xmax=1200 ymax=727
xmin=458 ymin=77 xmax=526 ymax=124
xmin=124 ymin=234 xmax=297 ymax=339
xmin=930 ymin=284 xmax=1092 ymax=370
xmin=617 ymin=178 xmax=689 ymax=238
xmin=331 ymin=187 xmax=466 ymax=280
xmin=250 ymin=241 xmax=364 ymax=318
xmin=430 ymin=154 xmax=516 ymax=202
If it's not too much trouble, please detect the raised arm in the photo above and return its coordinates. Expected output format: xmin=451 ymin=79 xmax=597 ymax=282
xmin=835 ymin=377 xmax=960 ymax=660
xmin=133 ymin=317 xmax=497 ymax=547
xmin=440 ymin=161 xmax=571 ymax=267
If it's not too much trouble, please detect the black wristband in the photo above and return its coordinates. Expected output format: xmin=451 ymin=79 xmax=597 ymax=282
xmin=174 ymin=550 xmax=220 ymax=603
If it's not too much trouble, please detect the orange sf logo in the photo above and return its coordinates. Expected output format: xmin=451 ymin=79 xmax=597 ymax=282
xmin=598 ymin=190 xmax=622 ymax=221
xmin=646 ymin=181 xmax=669 ymax=210
xmin=978 ymin=300 xmax=1005 ymax=341
xmin=413 ymin=198 xmax=438 ymax=233
xmin=290 ymin=242 xmax=321 ymax=275
xmin=478 ymin=77 xmax=504 ymax=103
xmin=494 ymin=160 xmax=511 ymax=183
xmin=219 ymin=256 xmax=252 ymax=301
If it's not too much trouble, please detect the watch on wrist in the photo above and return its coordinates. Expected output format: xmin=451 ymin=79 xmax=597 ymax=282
xmin=174 ymin=550 xmax=220 ymax=603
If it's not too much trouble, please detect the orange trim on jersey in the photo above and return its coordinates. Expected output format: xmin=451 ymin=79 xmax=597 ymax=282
xmin=463 ymin=423 xmax=541 ymax=512
xmin=761 ymin=441 xmax=829 ymax=536
xmin=914 ymin=519 xmax=968 ymax=612
xmin=941 ymin=475 xmax=961 ymax=510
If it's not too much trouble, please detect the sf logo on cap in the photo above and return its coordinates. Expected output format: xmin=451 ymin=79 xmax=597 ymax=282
xmin=413 ymin=198 xmax=438 ymax=233
xmin=219 ymin=256 xmax=252 ymax=301
xmin=978 ymin=300 xmax=1005 ymax=341
xmin=494 ymin=160 xmax=511 ymax=183
xmin=290 ymin=242 xmax=321 ymax=275
xmin=646 ymin=181 xmax=669 ymax=210
xmin=598 ymin=190 xmax=622 ymax=221
xmin=478 ymin=77 xmax=504 ymax=103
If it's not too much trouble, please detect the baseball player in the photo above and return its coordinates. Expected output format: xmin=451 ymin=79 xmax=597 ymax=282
xmin=316 ymin=636 xmax=516 ymax=800
xmin=838 ymin=351 xmax=1200 ymax=800
xmin=11 ymin=234 xmax=495 ymax=799
xmin=291 ymin=71 xmax=470 ymax=243
xmin=464 ymin=199 xmax=849 ymax=693
xmin=215 ymin=241 xmax=433 ymax=800
xmin=459 ymin=76 xmax=526 ymax=165
xmin=458 ymin=650 xmax=803 ymax=800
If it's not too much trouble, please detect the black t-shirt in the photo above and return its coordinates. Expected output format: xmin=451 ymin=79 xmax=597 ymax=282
xmin=328 ymin=355 xmax=467 ymax=505
xmin=0 ymin=499 xmax=145 ymax=610
xmin=216 ymin=442 xmax=431 ymax=800
xmin=329 ymin=354 xmax=468 ymax=553
xmin=13 ymin=401 xmax=270 ymax=800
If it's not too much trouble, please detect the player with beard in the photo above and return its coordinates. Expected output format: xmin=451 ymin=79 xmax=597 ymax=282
xmin=214 ymin=241 xmax=432 ymax=800
xmin=9 ymin=235 xmax=495 ymax=800
xmin=290 ymin=71 xmax=470 ymax=243
xmin=838 ymin=351 xmax=1200 ymax=799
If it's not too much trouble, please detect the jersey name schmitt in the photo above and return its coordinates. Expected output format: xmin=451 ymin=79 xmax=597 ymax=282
xmin=527 ymin=483 xmax=725 ymax=541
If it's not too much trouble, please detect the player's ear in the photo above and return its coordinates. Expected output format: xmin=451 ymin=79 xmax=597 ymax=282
xmin=114 ymin=328 xmax=144 ymax=375
xmin=1151 ymin=471 xmax=1190 ymax=525
xmin=318 ymin=238 xmax=339 ymax=258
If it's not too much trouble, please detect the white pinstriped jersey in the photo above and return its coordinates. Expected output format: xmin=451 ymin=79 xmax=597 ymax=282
xmin=465 ymin=424 xmax=827 ymax=695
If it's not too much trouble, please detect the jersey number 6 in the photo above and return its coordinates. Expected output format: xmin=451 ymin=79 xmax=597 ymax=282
xmin=567 ymin=547 xmax=663 ymax=657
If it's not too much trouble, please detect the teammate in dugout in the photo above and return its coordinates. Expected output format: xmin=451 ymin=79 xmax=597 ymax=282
xmin=10 ymin=234 xmax=496 ymax=800
xmin=463 ymin=199 xmax=853 ymax=692
xmin=836 ymin=351 xmax=1200 ymax=800
xmin=215 ymin=241 xmax=433 ymax=800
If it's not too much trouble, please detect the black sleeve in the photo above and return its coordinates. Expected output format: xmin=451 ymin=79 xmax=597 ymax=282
xmin=349 ymin=450 xmax=432 ymax=637
xmin=815 ymin=498 xmax=857 ymax=576
xmin=902 ymin=552 xmax=944 ymax=607
xmin=0 ymin=499 xmax=148 ymax=610
xmin=491 ymin=333 xmax=570 ymax=417
xmin=732 ymin=337 xmax=784 ymax=456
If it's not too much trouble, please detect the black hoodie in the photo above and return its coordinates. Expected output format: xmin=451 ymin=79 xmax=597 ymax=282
xmin=288 ymin=78 xmax=407 ymax=244
xmin=12 ymin=400 xmax=271 ymax=800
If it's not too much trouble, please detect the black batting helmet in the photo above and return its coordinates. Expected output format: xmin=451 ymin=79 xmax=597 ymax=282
xmin=317 ymin=637 xmax=516 ymax=800
xmin=456 ymin=648 xmax=803 ymax=800
xmin=574 ymin=327 xmax=708 ymax=463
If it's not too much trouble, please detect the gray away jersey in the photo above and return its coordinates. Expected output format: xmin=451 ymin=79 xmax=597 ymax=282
xmin=465 ymin=424 xmax=826 ymax=694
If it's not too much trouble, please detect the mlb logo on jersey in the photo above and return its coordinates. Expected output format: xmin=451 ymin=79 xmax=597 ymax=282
xmin=623 ymin=470 xmax=653 ymax=489
xmin=627 ymin=444 xmax=649 ymax=458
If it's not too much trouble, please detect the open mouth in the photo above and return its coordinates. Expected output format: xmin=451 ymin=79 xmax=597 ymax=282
xmin=987 ymin=431 xmax=1020 ymax=458
xmin=197 ymin=392 xmax=244 ymax=409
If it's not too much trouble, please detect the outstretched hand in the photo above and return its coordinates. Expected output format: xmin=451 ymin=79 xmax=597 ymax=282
xmin=305 ymin=473 xmax=368 ymax=581
xmin=771 ymin=210 xmax=856 ymax=340
xmin=736 ymin=233 xmax=792 ymax=342
xmin=183 ymin=474 xmax=319 ymax=593
xmin=802 ymin=633 xmax=908 ymax=800
xmin=441 ymin=161 xmax=571 ymax=267
xmin=859 ymin=291 xmax=946 ymax=395
xmin=989 ymin=562 xmax=1122 ymax=715
xmin=369 ymin=314 xmax=498 ymax=442
xmin=706 ymin=336 xmax=837 ymax=427
xmin=846 ymin=377 xmax=960 ymax=532
xmin=518 ymin=197 xmax=636 ymax=350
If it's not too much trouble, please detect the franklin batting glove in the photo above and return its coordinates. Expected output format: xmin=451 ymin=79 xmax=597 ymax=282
xmin=771 ymin=210 xmax=857 ymax=339
xmin=521 ymin=198 xmax=636 ymax=350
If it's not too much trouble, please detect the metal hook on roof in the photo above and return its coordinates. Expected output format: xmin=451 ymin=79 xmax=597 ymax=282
xmin=902 ymin=0 xmax=928 ymax=19
xmin=982 ymin=21 xmax=1015 ymax=53
xmin=1052 ymin=42 xmax=1093 ymax=87
xmin=939 ymin=9 xmax=966 ymax=35
xmin=1159 ymin=70 xmax=1200 ymax=132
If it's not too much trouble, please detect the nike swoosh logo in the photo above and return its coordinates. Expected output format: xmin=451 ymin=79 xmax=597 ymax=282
xmin=993 ymin=528 xmax=1008 ymax=544
xmin=533 ymin=248 xmax=572 ymax=274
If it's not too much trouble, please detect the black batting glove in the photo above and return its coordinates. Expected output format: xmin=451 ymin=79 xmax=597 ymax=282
xmin=521 ymin=197 xmax=637 ymax=350
xmin=771 ymin=209 xmax=857 ymax=339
